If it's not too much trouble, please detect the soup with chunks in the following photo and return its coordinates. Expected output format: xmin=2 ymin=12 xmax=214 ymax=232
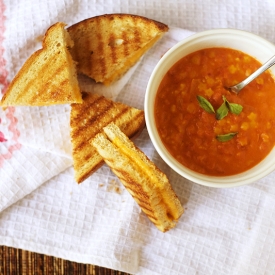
xmin=154 ymin=48 xmax=275 ymax=176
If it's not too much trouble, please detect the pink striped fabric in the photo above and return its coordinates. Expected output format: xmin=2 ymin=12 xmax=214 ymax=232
xmin=0 ymin=0 xmax=21 ymax=167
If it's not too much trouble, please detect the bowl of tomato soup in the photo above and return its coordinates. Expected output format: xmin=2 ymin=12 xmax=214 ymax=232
xmin=145 ymin=29 xmax=275 ymax=188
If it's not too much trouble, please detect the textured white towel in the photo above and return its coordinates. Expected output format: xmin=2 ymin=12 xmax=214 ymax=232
xmin=1 ymin=1 xmax=275 ymax=275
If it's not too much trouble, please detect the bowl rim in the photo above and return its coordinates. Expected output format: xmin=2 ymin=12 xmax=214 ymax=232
xmin=144 ymin=28 xmax=275 ymax=188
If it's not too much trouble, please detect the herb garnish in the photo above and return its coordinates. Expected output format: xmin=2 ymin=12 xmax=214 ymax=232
xmin=216 ymin=96 xmax=243 ymax=120
xmin=196 ymin=95 xmax=215 ymax=114
xmin=216 ymin=132 xmax=238 ymax=142
xmin=227 ymin=101 xmax=243 ymax=115
xmin=216 ymin=100 xmax=229 ymax=120
xmin=197 ymin=95 xmax=243 ymax=142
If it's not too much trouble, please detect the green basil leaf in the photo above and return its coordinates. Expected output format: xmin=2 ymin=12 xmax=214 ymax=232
xmin=223 ymin=95 xmax=243 ymax=115
xmin=216 ymin=101 xmax=229 ymax=120
xmin=227 ymin=102 xmax=243 ymax=115
xmin=216 ymin=132 xmax=238 ymax=142
xmin=197 ymin=95 xmax=215 ymax=114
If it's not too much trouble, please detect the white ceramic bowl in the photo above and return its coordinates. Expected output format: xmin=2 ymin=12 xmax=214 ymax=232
xmin=145 ymin=29 xmax=275 ymax=188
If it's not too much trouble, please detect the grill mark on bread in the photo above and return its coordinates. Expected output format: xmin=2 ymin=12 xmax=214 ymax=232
xmin=139 ymin=208 xmax=158 ymax=222
xmin=72 ymin=104 xmax=129 ymax=148
xmin=120 ymin=178 xmax=150 ymax=202
xmin=133 ymin=17 xmax=141 ymax=50
xmin=121 ymin=30 xmax=129 ymax=57
xmin=118 ymin=111 xmax=145 ymax=136
xmin=96 ymin=18 xmax=106 ymax=78
xmin=120 ymin=190 xmax=158 ymax=222
xmin=48 ymin=79 xmax=71 ymax=100
xmin=30 ymin=74 xmax=70 ymax=103
xmin=82 ymin=150 xmax=97 ymax=162
xmin=98 ymin=39 xmax=106 ymax=78
xmin=114 ymin=177 xmax=159 ymax=222
xmin=86 ymin=21 xmax=94 ymax=76
xmin=71 ymin=93 xmax=100 ymax=116
xmin=108 ymin=33 xmax=118 ymax=65
xmin=113 ymin=167 xmax=158 ymax=222
xmin=106 ymin=166 xmax=157 ymax=221
xmin=71 ymin=95 xmax=109 ymax=121
xmin=77 ymin=162 xmax=105 ymax=183
xmin=71 ymin=28 xmax=81 ymax=70
xmin=71 ymin=97 xmax=113 ymax=134
xmin=14 ymin=53 xmax=58 ymax=102
xmin=71 ymin=99 xmax=131 ymax=142
xmin=15 ymin=51 xmax=72 ymax=104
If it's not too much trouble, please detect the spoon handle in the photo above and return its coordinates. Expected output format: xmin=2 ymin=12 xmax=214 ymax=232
xmin=236 ymin=55 xmax=275 ymax=90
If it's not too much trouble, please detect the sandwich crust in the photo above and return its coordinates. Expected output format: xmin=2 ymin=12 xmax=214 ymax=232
xmin=1 ymin=22 xmax=82 ymax=107
xmin=68 ymin=14 xmax=169 ymax=85
xmin=70 ymin=92 xmax=145 ymax=183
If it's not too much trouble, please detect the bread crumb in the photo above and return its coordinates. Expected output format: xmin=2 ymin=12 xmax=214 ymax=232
xmin=107 ymin=179 xmax=122 ymax=194
xmin=99 ymin=183 xmax=104 ymax=187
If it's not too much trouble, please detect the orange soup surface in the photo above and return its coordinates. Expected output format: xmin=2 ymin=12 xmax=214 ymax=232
xmin=155 ymin=48 xmax=275 ymax=176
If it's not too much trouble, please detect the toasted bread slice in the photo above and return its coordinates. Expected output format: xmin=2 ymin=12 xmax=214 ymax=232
xmin=68 ymin=14 xmax=168 ymax=85
xmin=0 ymin=22 xmax=82 ymax=107
xmin=91 ymin=123 xmax=184 ymax=232
xmin=70 ymin=92 xmax=145 ymax=183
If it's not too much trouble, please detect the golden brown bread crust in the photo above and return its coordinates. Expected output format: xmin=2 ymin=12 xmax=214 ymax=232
xmin=91 ymin=123 xmax=184 ymax=232
xmin=67 ymin=14 xmax=168 ymax=85
xmin=0 ymin=22 xmax=82 ymax=107
xmin=70 ymin=92 xmax=145 ymax=183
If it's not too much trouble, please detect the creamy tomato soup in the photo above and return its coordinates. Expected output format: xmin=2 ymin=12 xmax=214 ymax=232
xmin=154 ymin=48 xmax=275 ymax=176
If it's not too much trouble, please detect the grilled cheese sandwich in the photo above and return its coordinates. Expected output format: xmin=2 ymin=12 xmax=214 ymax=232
xmin=91 ymin=122 xmax=184 ymax=232
xmin=68 ymin=14 xmax=168 ymax=85
xmin=1 ymin=22 xmax=82 ymax=107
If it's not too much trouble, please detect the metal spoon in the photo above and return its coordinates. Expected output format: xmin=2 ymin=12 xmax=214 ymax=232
xmin=227 ymin=54 xmax=275 ymax=94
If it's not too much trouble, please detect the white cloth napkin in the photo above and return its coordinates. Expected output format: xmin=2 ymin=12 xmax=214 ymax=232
xmin=2 ymin=1 xmax=275 ymax=275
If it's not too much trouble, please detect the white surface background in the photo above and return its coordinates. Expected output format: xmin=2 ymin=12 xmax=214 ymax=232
xmin=1 ymin=1 xmax=275 ymax=274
